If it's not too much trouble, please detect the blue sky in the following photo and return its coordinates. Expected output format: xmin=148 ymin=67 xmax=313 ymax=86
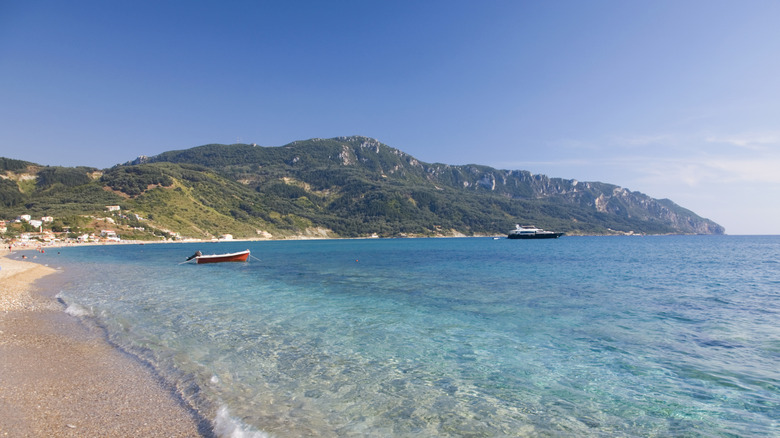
xmin=2 ymin=1 xmax=779 ymax=234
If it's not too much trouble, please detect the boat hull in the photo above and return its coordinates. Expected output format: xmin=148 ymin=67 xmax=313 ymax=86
xmin=196 ymin=250 xmax=250 ymax=264
xmin=507 ymin=232 xmax=564 ymax=239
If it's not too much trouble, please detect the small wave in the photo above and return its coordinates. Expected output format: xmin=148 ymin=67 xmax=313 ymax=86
xmin=64 ymin=303 xmax=92 ymax=317
xmin=56 ymin=292 xmax=93 ymax=317
xmin=214 ymin=406 xmax=271 ymax=438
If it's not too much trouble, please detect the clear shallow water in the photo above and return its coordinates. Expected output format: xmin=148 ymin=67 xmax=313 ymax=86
xmin=37 ymin=236 xmax=780 ymax=437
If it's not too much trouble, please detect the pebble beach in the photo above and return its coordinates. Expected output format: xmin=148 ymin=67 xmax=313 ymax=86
xmin=0 ymin=250 xmax=207 ymax=437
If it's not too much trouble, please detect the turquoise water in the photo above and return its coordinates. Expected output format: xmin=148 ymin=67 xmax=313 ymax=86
xmin=37 ymin=236 xmax=780 ymax=437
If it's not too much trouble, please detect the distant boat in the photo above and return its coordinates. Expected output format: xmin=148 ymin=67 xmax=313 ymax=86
xmin=186 ymin=249 xmax=250 ymax=264
xmin=507 ymin=225 xmax=564 ymax=239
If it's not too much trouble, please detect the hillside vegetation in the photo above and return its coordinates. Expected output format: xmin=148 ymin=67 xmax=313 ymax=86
xmin=1 ymin=136 xmax=724 ymax=239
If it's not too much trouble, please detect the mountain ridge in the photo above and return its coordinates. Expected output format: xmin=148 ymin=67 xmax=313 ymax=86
xmin=135 ymin=136 xmax=723 ymax=235
xmin=1 ymin=136 xmax=724 ymax=239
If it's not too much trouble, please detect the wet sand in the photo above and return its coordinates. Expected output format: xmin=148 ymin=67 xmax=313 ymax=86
xmin=0 ymin=252 xmax=209 ymax=437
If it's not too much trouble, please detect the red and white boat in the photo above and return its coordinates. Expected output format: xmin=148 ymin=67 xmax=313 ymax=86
xmin=186 ymin=249 xmax=250 ymax=264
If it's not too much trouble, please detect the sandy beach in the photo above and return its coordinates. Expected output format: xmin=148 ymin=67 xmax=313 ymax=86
xmin=0 ymin=250 xmax=208 ymax=437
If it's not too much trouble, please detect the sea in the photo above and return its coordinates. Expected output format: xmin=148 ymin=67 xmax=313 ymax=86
xmin=29 ymin=236 xmax=780 ymax=437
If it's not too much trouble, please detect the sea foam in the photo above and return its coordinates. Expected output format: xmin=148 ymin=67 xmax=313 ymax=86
xmin=64 ymin=303 xmax=92 ymax=317
xmin=56 ymin=292 xmax=92 ymax=317
xmin=214 ymin=406 xmax=270 ymax=438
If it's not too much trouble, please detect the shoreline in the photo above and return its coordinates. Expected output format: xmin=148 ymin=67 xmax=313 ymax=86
xmin=3 ymin=231 xmax=742 ymax=256
xmin=0 ymin=251 xmax=209 ymax=437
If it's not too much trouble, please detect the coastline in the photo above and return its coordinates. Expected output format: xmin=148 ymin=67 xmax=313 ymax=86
xmin=0 ymin=250 xmax=208 ymax=437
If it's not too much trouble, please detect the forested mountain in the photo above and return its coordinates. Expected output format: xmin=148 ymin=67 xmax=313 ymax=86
xmin=1 ymin=136 xmax=724 ymax=239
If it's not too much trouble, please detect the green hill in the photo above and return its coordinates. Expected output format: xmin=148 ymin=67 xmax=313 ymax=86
xmin=0 ymin=136 xmax=724 ymax=240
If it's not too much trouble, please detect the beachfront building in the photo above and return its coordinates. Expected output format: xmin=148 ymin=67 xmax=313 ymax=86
xmin=100 ymin=230 xmax=120 ymax=242
xmin=106 ymin=205 xmax=121 ymax=212
xmin=18 ymin=214 xmax=32 ymax=222
xmin=41 ymin=216 xmax=54 ymax=222
xmin=41 ymin=231 xmax=57 ymax=243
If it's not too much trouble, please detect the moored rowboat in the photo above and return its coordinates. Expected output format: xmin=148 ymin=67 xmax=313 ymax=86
xmin=186 ymin=249 xmax=250 ymax=264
